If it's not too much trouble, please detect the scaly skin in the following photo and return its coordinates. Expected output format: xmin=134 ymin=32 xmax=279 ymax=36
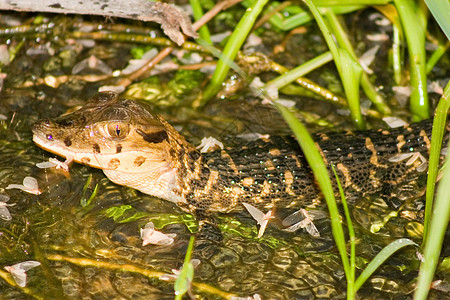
xmin=32 ymin=91 xmax=447 ymax=214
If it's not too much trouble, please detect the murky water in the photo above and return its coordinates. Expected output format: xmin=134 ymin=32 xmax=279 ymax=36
xmin=0 ymin=11 xmax=448 ymax=300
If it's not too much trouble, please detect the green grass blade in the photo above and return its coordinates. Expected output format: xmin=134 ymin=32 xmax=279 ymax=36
xmin=265 ymin=51 xmax=332 ymax=90
xmin=355 ymin=238 xmax=417 ymax=291
xmin=174 ymin=235 xmax=196 ymax=299
xmin=303 ymin=1 xmax=367 ymax=129
xmin=392 ymin=24 xmax=402 ymax=84
xmin=423 ymin=81 xmax=450 ymax=242
xmin=189 ymin=0 xmax=212 ymax=44
xmin=263 ymin=3 xmax=364 ymax=31
xmin=336 ymin=48 xmax=364 ymax=129
xmin=332 ymin=166 xmax=356 ymax=299
xmin=426 ymin=42 xmax=450 ymax=74
xmin=424 ymin=0 xmax=450 ymax=41
xmin=325 ymin=9 xmax=390 ymax=119
xmin=394 ymin=0 xmax=429 ymax=121
xmin=201 ymin=0 xmax=269 ymax=105
xmin=274 ymin=102 xmax=350 ymax=278
xmin=415 ymin=87 xmax=450 ymax=299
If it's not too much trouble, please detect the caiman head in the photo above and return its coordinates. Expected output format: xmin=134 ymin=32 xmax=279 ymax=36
xmin=32 ymin=91 xmax=198 ymax=203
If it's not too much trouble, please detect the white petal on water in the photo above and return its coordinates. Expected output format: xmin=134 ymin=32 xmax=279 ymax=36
xmin=283 ymin=209 xmax=321 ymax=237
xmin=190 ymin=259 xmax=201 ymax=269
xmin=0 ymin=205 xmax=12 ymax=221
xmin=383 ymin=116 xmax=408 ymax=128
xmin=196 ymin=137 xmax=224 ymax=153
xmin=5 ymin=184 xmax=24 ymax=190
xmin=358 ymin=45 xmax=380 ymax=74
xmin=72 ymin=55 xmax=112 ymax=75
xmin=243 ymin=203 xmax=274 ymax=238
xmin=388 ymin=153 xmax=414 ymax=163
xmin=243 ymin=203 xmax=265 ymax=225
xmin=304 ymin=221 xmax=320 ymax=238
xmin=36 ymin=161 xmax=57 ymax=168
xmin=389 ymin=152 xmax=428 ymax=172
xmin=23 ymin=177 xmax=39 ymax=190
xmin=14 ymin=261 xmax=41 ymax=271
xmin=4 ymin=261 xmax=41 ymax=287
xmin=5 ymin=267 xmax=27 ymax=287
xmin=140 ymin=222 xmax=176 ymax=246
xmin=6 ymin=177 xmax=41 ymax=195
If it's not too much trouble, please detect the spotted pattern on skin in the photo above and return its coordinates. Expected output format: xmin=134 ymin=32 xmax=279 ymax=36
xmin=134 ymin=156 xmax=146 ymax=167
xmin=220 ymin=150 xmax=239 ymax=175
xmin=108 ymin=158 xmax=120 ymax=169
xmin=396 ymin=134 xmax=406 ymax=152
xmin=263 ymin=159 xmax=276 ymax=171
xmin=291 ymin=154 xmax=302 ymax=168
xmin=365 ymin=138 xmax=379 ymax=166
xmin=242 ymin=177 xmax=254 ymax=186
xmin=93 ymin=143 xmax=101 ymax=153
xmin=260 ymin=180 xmax=271 ymax=197
xmin=64 ymin=137 xmax=72 ymax=147
xmin=116 ymin=144 xmax=122 ymax=153
xmin=269 ymin=148 xmax=281 ymax=156
xmin=315 ymin=142 xmax=329 ymax=165
xmin=420 ymin=129 xmax=431 ymax=150
xmin=81 ymin=157 xmax=90 ymax=164
xmin=336 ymin=163 xmax=356 ymax=190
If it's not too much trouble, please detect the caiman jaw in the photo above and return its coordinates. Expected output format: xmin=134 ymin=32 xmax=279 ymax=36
xmin=31 ymin=91 xmax=197 ymax=204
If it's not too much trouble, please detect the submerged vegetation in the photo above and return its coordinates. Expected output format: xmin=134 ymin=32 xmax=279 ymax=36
xmin=0 ymin=0 xmax=448 ymax=299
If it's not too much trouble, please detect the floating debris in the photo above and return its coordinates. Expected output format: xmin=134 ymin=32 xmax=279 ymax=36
xmin=392 ymin=86 xmax=410 ymax=107
xmin=140 ymin=222 xmax=176 ymax=246
xmin=243 ymin=203 xmax=274 ymax=238
xmin=388 ymin=152 xmax=428 ymax=172
xmin=160 ymin=259 xmax=200 ymax=281
xmin=358 ymin=45 xmax=380 ymax=74
xmin=160 ymin=259 xmax=200 ymax=298
xmin=36 ymin=155 xmax=73 ymax=172
xmin=4 ymin=261 xmax=41 ymax=287
xmin=383 ymin=116 xmax=408 ymax=128
xmin=0 ymin=194 xmax=14 ymax=221
xmin=283 ymin=209 xmax=327 ymax=237
xmin=196 ymin=137 xmax=224 ymax=153
xmin=72 ymin=55 xmax=112 ymax=75
xmin=5 ymin=177 xmax=41 ymax=195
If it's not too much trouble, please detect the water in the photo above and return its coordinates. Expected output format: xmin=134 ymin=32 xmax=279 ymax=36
xmin=0 ymin=11 xmax=448 ymax=299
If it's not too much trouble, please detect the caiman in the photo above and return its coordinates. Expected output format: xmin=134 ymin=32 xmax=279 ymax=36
xmin=32 ymin=91 xmax=448 ymax=215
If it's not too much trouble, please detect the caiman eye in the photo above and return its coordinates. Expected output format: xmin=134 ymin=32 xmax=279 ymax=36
xmin=107 ymin=123 xmax=129 ymax=139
